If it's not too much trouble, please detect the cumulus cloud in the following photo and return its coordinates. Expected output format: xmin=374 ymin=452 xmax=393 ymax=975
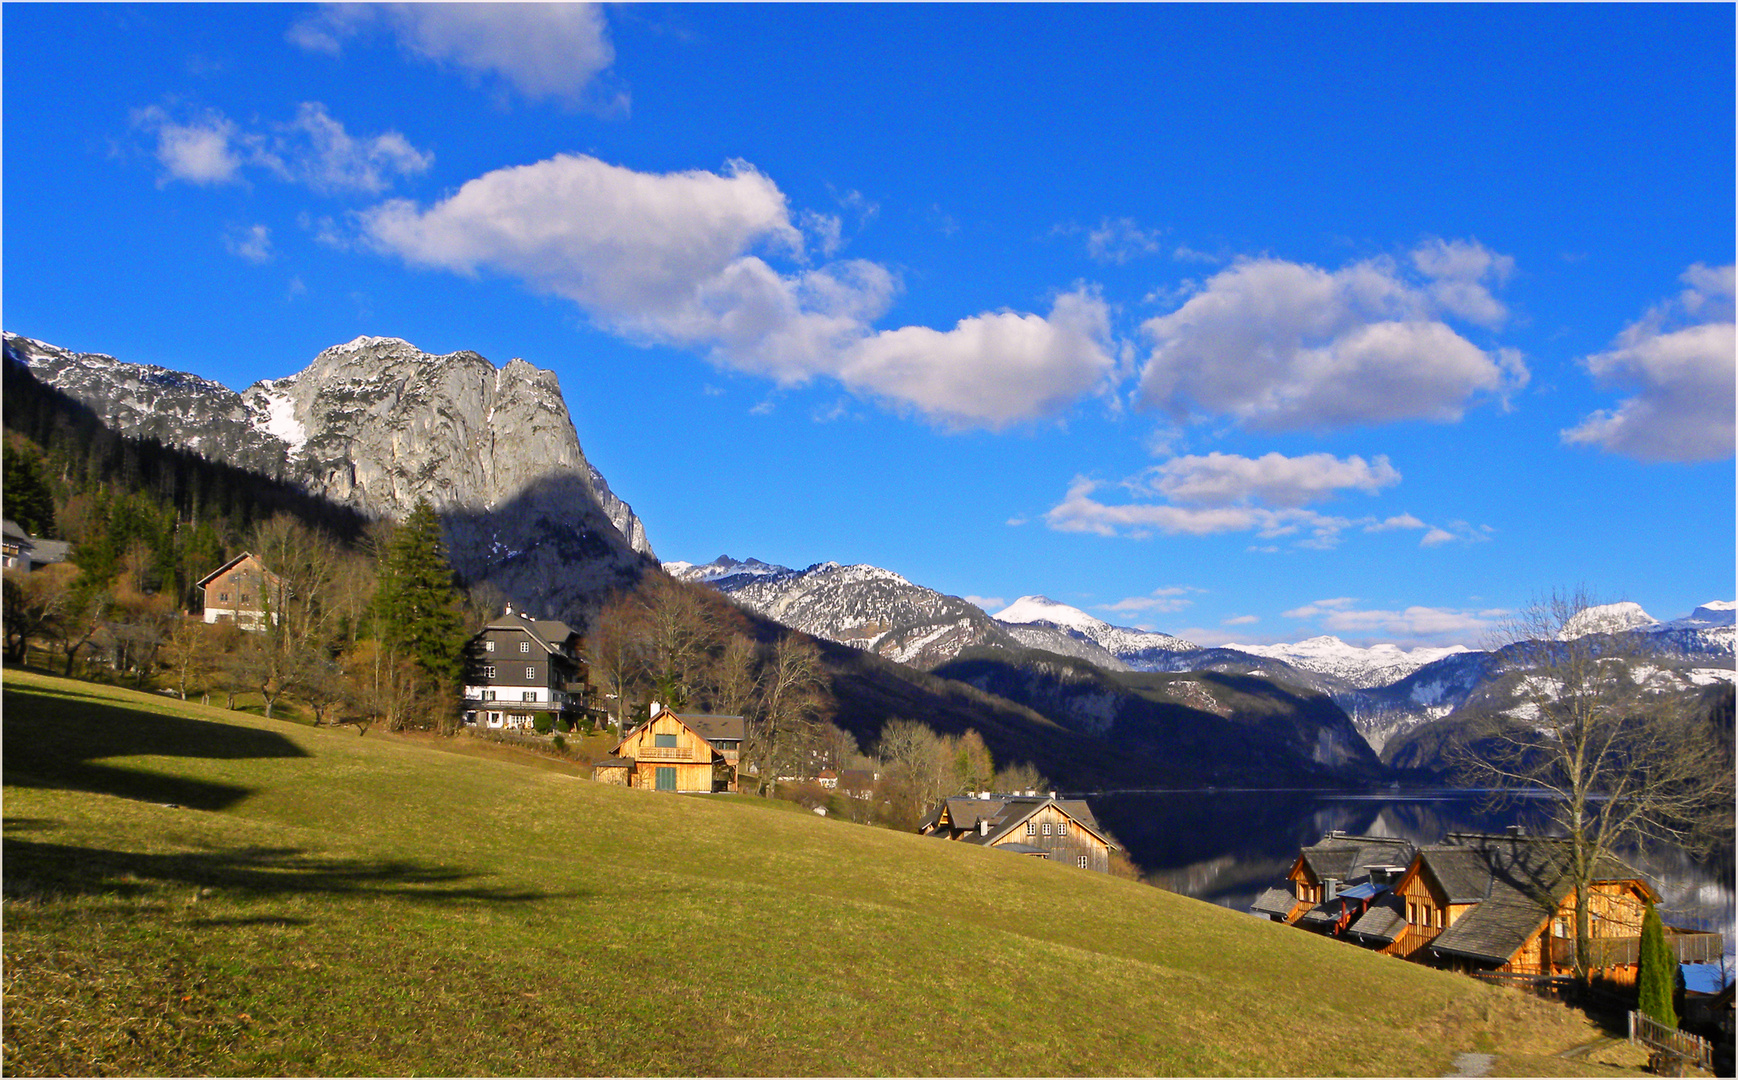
xmin=132 ymin=106 xmax=242 ymax=185
xmin=360 ymin=153 xmax=1115 ymax=428
xmin=1135 ymin=451 xmax=1400 ymax=508
xmin=1223 ymin=614 xmax=1260 ymax=626
xmin=965 ymin=595 xmax=1007 ymax=612
xmin=1082 ymin=217 xmax=1166 ymax=264
xmin=133 ymin=102 xmax=429 ymax=195
xmin=1045 ymin=452 xmax=1479 ymax=549
xmin=1283 ymin=599 xmax=1507 ymax=645
xmin=290 ymin=3 xmax=617 ymax=106
xmin=1562 ymin=263 xmax=1735 ymax=462
xmin=1137 ymin=241 xmax=1527 ymax=432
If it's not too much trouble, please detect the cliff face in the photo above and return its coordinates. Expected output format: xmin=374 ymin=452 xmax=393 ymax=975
xmin=6 ymin=332 xmax=654 ymax=626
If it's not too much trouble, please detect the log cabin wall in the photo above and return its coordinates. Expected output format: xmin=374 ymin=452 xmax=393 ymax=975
xmin=991 ymin=804 xmax=1111 ymax=872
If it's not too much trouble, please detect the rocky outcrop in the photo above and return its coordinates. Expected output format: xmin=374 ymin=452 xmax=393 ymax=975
xmin=5 ymin=332 xmax=655 ymax=626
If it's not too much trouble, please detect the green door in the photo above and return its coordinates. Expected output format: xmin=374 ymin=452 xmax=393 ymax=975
xmin=655 ymin=766 xmax=676 ymax=791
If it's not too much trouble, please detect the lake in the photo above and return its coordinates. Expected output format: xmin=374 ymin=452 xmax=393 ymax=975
xmin=1084 ymin=788 xmax=1735 ymax=957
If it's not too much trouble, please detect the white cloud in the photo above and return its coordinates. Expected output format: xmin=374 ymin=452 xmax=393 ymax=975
xmin=290 ymin=3 xmax=617 ymax=106
xmin=965 ymin=595 xmax=1007 ymax=612
xmin=1137 ymin=243 xmax=1528 ymax=431
xmin=225 ymin=223 xmax=273 ymax=263
xmin=134 ymin=102 xmax=429 ymax=195
xmin=1045 ymin=461 xmax=1486 ymax=550
xmin=259 ymin=103 xmax=432 ymax=194
xmin=1284 ymin=601 xmax=1505 ymax=645
xmin=1083 ymin=217 xmax=1165 ymax=264
xmin=1223 ymin=614 xmax=1260 ymax=626
xmin=133 ymin=106 xmax=241 ymax=185
xmin=1562 ymin=263 xmax=1735 ymax=462
xmin=1098 ymin=586 xmax=1203 ymax=616
xmin=1135 ymin=451 xmax=1400 ymax=508
xmin=361 ymin=153 xmax=1115 ymax=429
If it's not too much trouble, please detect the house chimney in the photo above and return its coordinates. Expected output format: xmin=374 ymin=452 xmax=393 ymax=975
xmin=649 ymin=701 xmax=662 ymax=719
xmin=504 ymin=602 xmax=513 ymax=616
xmin=1506 ymin=825 xmax=1526 ymax=838
xmin=979 ymin=819 xmax=990 ymax=836
xmin=1025 ymin=789 xmax=1035 ymax=797
xmin=1048 ymin=791 xmax=1057 ymax=799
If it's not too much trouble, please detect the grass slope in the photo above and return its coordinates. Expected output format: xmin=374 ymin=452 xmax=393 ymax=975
xmin=3 ymin=670 xmax=1631 ymax=1076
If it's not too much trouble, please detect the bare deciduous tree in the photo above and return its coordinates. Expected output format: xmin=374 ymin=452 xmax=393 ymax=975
xmin=1458 ymin=587 xmax=1735 ymax=984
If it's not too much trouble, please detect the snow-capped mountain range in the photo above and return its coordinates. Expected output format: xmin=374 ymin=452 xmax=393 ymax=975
xmin=670 ymin=555 xmax=1734 ymax=757
xmin=7 ymin=331 xmax=655 ymax=625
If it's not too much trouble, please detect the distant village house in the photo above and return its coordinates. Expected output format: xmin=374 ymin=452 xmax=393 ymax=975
xmin=920 ymin=792 xmax=1119 ymax=872
xmin=194 ymin=552 xmax=282 ymax=631
xmin=2 ymin=519 xmax=69 ymax=572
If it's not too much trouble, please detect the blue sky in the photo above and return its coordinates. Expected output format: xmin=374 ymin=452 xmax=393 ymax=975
xmin=5 ymin=4 xmax=1733 ymax=648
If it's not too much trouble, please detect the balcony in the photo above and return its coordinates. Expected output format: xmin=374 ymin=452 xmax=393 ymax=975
xmin=1548 ymin=929 xmax=1724 ymax=967
xmin=637 ymin=746 xmax=700 ymax=761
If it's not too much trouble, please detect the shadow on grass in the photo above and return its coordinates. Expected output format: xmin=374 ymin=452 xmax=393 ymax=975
xmin=2 ymin=837 xmax=565 ymax=906
xmin=3 ymin=684 xmax=309 ymax=810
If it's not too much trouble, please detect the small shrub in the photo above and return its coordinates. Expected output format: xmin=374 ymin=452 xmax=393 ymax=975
xmin=555 ymin=716 xmax=573 ymax=733
xmin=532 ymin=714 xmax=554 ymax=735
xmin=551 ymin=734 xmax=566 ymax=753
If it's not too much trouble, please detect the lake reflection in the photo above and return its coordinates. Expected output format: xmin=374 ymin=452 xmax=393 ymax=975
xmin=1086 ymin=788 xmax=1735 ymax=950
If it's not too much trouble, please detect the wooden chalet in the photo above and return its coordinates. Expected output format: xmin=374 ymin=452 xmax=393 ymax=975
xmin=2 ymin=519 xmax=34 ymax=570
xmin=195 ymin=552 xmax=283 ymax=631
xmin=1350 ymin=830 xmax=1723 ymax=983
xmin=461 ymin=605 xmax=594 ymax=730
xmin=1250 ymin=831 xmax=1415 ymax=933
xmin=919 ymin=793 xmax=1119 ymax=872
xmin=594 ymin=704 xmax=743 ymax=793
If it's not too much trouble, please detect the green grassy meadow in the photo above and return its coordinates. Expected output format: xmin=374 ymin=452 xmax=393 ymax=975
xmin=2 ymin=670 xmax=1637 ymax=1076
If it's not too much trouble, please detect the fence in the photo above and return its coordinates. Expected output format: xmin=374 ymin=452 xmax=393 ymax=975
xmin=1628 ymin=1010 xmax=1714 ymax=1073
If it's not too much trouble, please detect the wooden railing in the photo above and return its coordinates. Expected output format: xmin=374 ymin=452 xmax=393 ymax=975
xmin=1629 ymin=1010 xmax=1713 ymax=1072
xmin=1549 ymin=930 xmax=1724 ymax=967
xmin=637 ymin=746 xmax=697 ymax=761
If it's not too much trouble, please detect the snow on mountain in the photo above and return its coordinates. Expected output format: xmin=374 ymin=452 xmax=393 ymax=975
xmin=1223 ymin=636 xmax=1471 ymax=690
xmin=993 ymin=595 xmax=1197 ymax=663
xmin=8 ymin=331 xmax=657 ymax=626
xmin=665 ymin=555 xmax=794 ymax=585
xmin=1561 ymin=601 xmax=1660 ymax=639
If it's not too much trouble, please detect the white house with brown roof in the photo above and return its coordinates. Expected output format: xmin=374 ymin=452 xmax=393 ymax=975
xmin=919 ymin=793 xmax=1119 ymax=872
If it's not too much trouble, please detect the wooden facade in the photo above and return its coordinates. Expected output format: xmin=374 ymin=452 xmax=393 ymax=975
xmin=601 ymin=706 xmax=743 ymax=794
xmin=461 ymin=607 xmax=593 ymax=731
xmin=194 ymin=552 xmax=283 ymax=631
xmin=921 ymin=795 xmax=1118 ymax=873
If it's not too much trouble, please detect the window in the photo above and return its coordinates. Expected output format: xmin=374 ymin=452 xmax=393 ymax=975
xmin=486 ymin=640 xmax=496 ymax=653
xmin=218 ymin=591 xmax=230 ymax=602
xmin=522 ymin=691 xmax=538 ymax=702
xmin=1057 ymin=821 xmax=1069 ymax=836
xmin=525 ymin=666 xmax=536 ymax=680
xmin=483 ymin=690 xmax=496 ymax=702
xmin=239 ymin=594 xmax=251 ymax=604
xmin=655 ymin=766 xmax=676 ymax=791
xmin=520 ymin=641 xmax=531 ymax=653
xmin=1026 ymin=821 xmax=1036 ymax=836
xmin=655 ymin=733 xmax=678 ymax=748
xmin=1434 ymin=907 xmax=1442 ymax=928
xmin=482 ymin=665 xmax=496 ymax=679
xmin=1078 ymin=855 xmax=1089 ymax=869
xmin=1041 ymin=822 xmax=1053 ymax=836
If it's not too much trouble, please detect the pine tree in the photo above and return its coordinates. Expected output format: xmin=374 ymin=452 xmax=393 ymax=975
xmin=4 ymin=442 xmax=58 ymax=536
xmin=374 ymin=500 xmax=466 ymax=687
xmin=1637 ymin=901 xmax=1679 ymax=1028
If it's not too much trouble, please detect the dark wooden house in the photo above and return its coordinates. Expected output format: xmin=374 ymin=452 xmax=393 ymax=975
xmin=1250 ymin=831 xmax=1415 ymax=934
xmin=461 ymin=605 xmax=593 ymax=731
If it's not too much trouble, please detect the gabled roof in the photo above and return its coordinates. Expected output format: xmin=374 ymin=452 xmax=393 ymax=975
xmin=194 ymin=551 xmax=281 ymax=590
xmin=934 ymin=795 xmax=1118 ymax=851
xmin=1347 ymin=893 xmax=1407 ymax=943
xmin=476 ymin=612 xmax=578 ymax=655
xmin=1251 ymin=886 xmax=1304 ymax=919
xmin=2 ymin=519 xmax=34 ymax=547
xmin=1418 ymin=833 xmax=1656 ymax=966
xmin=608 ymin=708 xmax=745 ymax=756
xmin=1296 ymin=834 xmax=1417 ymax=885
